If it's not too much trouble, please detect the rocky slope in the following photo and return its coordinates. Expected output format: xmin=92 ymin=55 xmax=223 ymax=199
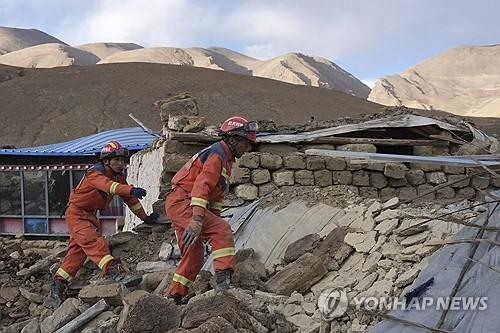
xmin=0 ymin=26 xmax=66 ymax=54
xmin=368 ymin=45 xmax=500 ymax=117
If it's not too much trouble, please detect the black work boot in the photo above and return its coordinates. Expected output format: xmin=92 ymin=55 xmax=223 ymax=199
xmin=43 ymin=278 xmax=66 ymax=309
xmin=215 ymin=269 xmax=234 ymax=293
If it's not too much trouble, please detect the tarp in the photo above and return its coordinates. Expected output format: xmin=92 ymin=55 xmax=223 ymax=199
xmin=257 ymin=115 xmax=465 ymax=143
xmin=369 ymin=192 xmax=500 ymax=333
xmin=203 ymin=199 xmax=363 ymax=270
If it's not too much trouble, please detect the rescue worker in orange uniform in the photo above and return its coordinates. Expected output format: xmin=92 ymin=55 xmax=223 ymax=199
xmin=44 ymin=141 xmax=158 ymax=309
xmin=164 ymin=116 xmax=258 ymax=303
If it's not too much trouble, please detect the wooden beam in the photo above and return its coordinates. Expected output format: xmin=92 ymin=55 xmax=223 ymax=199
xmin=167 ymin=131 xmax=447 ymax=146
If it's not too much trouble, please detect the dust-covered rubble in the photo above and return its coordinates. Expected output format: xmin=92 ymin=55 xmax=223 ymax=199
xmin=0 ymin=190 xmax=484 ymax=333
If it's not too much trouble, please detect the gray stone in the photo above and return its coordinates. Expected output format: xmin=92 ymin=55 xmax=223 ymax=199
xmin=362 ymin=252 xmax=383 ymax=273
xmin=344 ymin=231 xmax=377 ymax=253
xmin=395 ymin=267 xmax=421 ymax=287
xmin=229 ymin=166 xmax=250 ymax=184
xmin=256 ymin=144 xmax=298 ymax=155
xmin=364 ymin=279 xmax=393 ymax=298
xmin=332 ymin=171 xmax=353 ymax=185
xmin=374 ymin=209 xmax=399 ymax=223
xmin=258 ymin=182 xmax=277 ymax=197
xmin=235 ymin=183 xmax=258 ymax=200
xmin=273 ymin=170 xmax=295 ymax=186
xmin=40 ymin=298 xmax=80 ymax=333
xmin=352 ymin=170 xmax=370 ymax=186
xmin=295 ymin=170 xmax=314 ymax=185
xmin=306 ymin=156 xmax=325 ymax=170
xmin=239 ymin=152 xmax=260 ymax=168
xmin=79 ymin=283 xmax=126 ymax=307
xmin=314 ymin=170 xmax=333 ymax=187
xmin=375 ymin=219 xmax=399 ymax=235
xmin=19 ymin=287 xmax=44 ymax=304
xmin=369 ymin=172 xmax=388 ymax=189
xmin=426 ymin=172 xmax=447 ymax=185
xmin=382 ymin=197 xmax=400 ymax=210
xmin=448 ymin=174 xmax=470 ymax=188
xmin=251 ymin=169 xmax=271 ymax=185
xmin=283 ymin=303 xmax=303 ymax=317
xmin=396 ymin=187 xmax=417 ymax=200
xmin=410 ymin=163 xmax=441 ymax=172
xmin=413 ymin=146 xmax=433 ymax=156
xmin=20 ymin=318 xmax=39 ymax=333
xmin=283 ymin=154 xmax=306 ymax=169
xmin=337 ymin=144 xmax=377 ymax=153
xmin=355 ymin=272 xmax=378 ymax=292
xmin=471 ymin=175 xmax=490 ymax=189
xmin=325 ymin=157 xmax=347 ymax=171
xmin=286 ymin=314 xmax=319 ymax=330
xmin=492 ymin=176 xmax=500 ymax=187
xmin=406 ymin=169 xmax=426 ymax=185
xmin=384 ymin=163 xmax=407 ymax=179
xmin=444 ymin=165 xmax=465 ymax=174
xmin=457 ymin=187 xmax=476 ymax=199
xmin=401 ymin=233 xmax=428 ymax=246
xmin=116 ymin=290 xmax=149 ymax=332
xmin=260 ymin=153 xmax=283 ymax=170
xmin=363 ymin=162 xmax=386 ymax=172
xmin=0 ymin=285 xmax=19 ymax=302
xmin=379 ymin=187 xmax=396 ymax=201
xmin=436 ymin=186 xmax=455 ymax=199
xmin=359 ymin=187 xmax=378 ymax=199
xmin=158 ymin=242 xmax=173 ymax=261
xmin=284 ymin=234 xmax=321 ymax=263
xmin=163 ymin=153 xmax=190 ymax=173
xmin=388 ymin=177 xmax=408 ymax=187
xmin=140 ymin=271 xmax=170 ymax=292
xmin=416 ymin=184 xmax=436 ymax=201
xmin=136 ymin=261 xmax=175 ymax=273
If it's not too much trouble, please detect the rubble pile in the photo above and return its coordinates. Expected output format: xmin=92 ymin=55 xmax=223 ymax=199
xmin=1 ymin=186 xmax=486 ymax=332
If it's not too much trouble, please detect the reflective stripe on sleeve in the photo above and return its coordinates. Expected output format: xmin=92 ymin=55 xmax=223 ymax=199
xmin=172 ymin=273 xmax=193 ymax=287
xmin=191 ymin=197 xmax=208 ymax=208
xmin=109 ymin=182 xmax=120 ymax=195
xmin=212 ymin=247 xmax=236 ymax=259
xmin=129 ymin=202 xmax=143 ymax=212
xmin=56 ymin=268 xmax=73 ymax=282
xmin=98 ymin=254 xmax=114 ymax=270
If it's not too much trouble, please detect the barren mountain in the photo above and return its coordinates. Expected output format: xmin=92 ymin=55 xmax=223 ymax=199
xmin=100 ymin=47 xmax=370 ymax=97
xmin=0 ymin=26 xmax=66 ymax=55
xmin=0 ymin=62 xmax=383 ymax=147
xmin=0 ymin=43 xmax=99 ymax=68
xmin=76 ymin=42 xmax=143 ymax=60
xmin=0 ymin=26 xmax=369 ymax=97
xmin=368 ymin=45 xmax=500 ymax=117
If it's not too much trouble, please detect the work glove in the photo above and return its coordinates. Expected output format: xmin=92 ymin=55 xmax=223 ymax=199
xmin=182 ymin=217 xmax=204 ymax=246
xmin=143 ymin=213 xmax=159 ymax=225
xmin=130 ymin=187 xmax=147 ymax=199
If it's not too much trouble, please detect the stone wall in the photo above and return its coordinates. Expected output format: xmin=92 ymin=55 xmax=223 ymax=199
xmin=125 ymin=139 xmax=499 ymax=229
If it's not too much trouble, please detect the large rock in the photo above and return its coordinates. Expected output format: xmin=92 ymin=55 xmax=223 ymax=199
xmin=233 ymin=249 xmax=267 ymax=290
xmin=136 ymin=261 xmax=175 ymax=273
xmin=344 ymin=231 xmax=377 ymax=253
xmin=332 ymin=171 xmax=353 ymax=185
xmin=284 ymin=234 xmax=321 ymax=263
xmin=325 ymin=157 xmax=347 ymax=171
xmin=384 ymin=163 xmax=407 ymax=179
xmin=251 ymin=169 xmax=271 ymax=185
xmin=182 ymin=291 xmax=268 ymax=332
xmin=40 ymin=298 xmax=80 ymax=333
xmin=426 ymin=172 xmax=447 ymax=185
xmin=369 ymin=172 xmax=388 ymax=189
xmin=229 ymin=166 xmax=250 ymax=184
xmin=0 ymin=285 xmax=20 ymax=302
xmin=20 ymin=318 xmax=40 ymax=333
xmin=260 ymin=153 xmax=283 ymax=170
xmin=283 ymin=154 xmax=306 ymax=169
xmin=272 ymin=170 xmax=295 ymax=186
xmin=305 ymin=156 xmax=325 ymax=170
xmin=406 ymin=169 xmax=426 ymax=185
xmin=158 ymin=242 xmax=174 ymax=261
xmin=313 ymin=170 xmax=333 ymax=187
xmin=234 ymin=184 xmax=258 ymax=200
xmin=121 ymin=294 xmax=181 ymax=333
xmin=79 ymin=283 xmax=127 ymax=306
xmin=352 ymin=170 xmax=370 ymax=186
xmin=294 ymin=170 xmax=314 ymax=185
xmin=266 ymin=253 xmax=328 ymax=296
xmin=239 ymin=152 xmax=260 ymax=169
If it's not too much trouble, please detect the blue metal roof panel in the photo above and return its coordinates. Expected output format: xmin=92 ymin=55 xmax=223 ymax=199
xmin=0 ymin=127 xmax=157 ymax=156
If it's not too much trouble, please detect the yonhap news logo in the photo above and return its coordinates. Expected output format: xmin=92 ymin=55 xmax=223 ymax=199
xmin=318 ymin=288 xmax=488 ymax=321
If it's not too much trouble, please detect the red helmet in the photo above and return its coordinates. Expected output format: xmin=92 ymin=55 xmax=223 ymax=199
xmin=220 ymin=116 xmax=258 ymax=143
xmin=100 ymin=141 xmax=129 ymax=160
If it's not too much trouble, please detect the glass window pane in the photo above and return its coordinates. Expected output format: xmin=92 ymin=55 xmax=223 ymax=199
xmin=0 ymin=172 xmax=22 ymax=215
xmin=48 ymin=171 xmax=70 ymax=216
xmin=24 ymin=218 xmax=48 ymax=234
xmin=23 ymin=171 xmax=47 ymax=216
xmin=72 ymin=170 xmax=86 ymax=189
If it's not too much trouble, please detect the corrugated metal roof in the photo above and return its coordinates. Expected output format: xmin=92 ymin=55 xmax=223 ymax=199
xmin=0 ymin=127 xmax=157 ymax=156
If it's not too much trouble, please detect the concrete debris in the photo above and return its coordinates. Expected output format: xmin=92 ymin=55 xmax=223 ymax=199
xmin=40 ymin=298 xmax=80 ymax=333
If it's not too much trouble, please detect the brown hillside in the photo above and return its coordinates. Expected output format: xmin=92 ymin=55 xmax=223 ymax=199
xmin=0 ymin=62 xmax=384 ymax=147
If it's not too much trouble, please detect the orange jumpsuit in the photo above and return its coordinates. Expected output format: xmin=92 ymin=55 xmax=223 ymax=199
xmin=165 ymin=141 xmax=236 ymax=297
xmin=55 ymin=162 xmax=147 ymax=282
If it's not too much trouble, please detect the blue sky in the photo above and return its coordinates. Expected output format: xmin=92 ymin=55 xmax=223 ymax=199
xmin=1 ymin=0 xmax=499 ymax=87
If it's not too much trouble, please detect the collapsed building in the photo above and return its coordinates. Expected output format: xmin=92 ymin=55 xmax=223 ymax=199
xmin=1 ymin=95 xmax=500 ymax=333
